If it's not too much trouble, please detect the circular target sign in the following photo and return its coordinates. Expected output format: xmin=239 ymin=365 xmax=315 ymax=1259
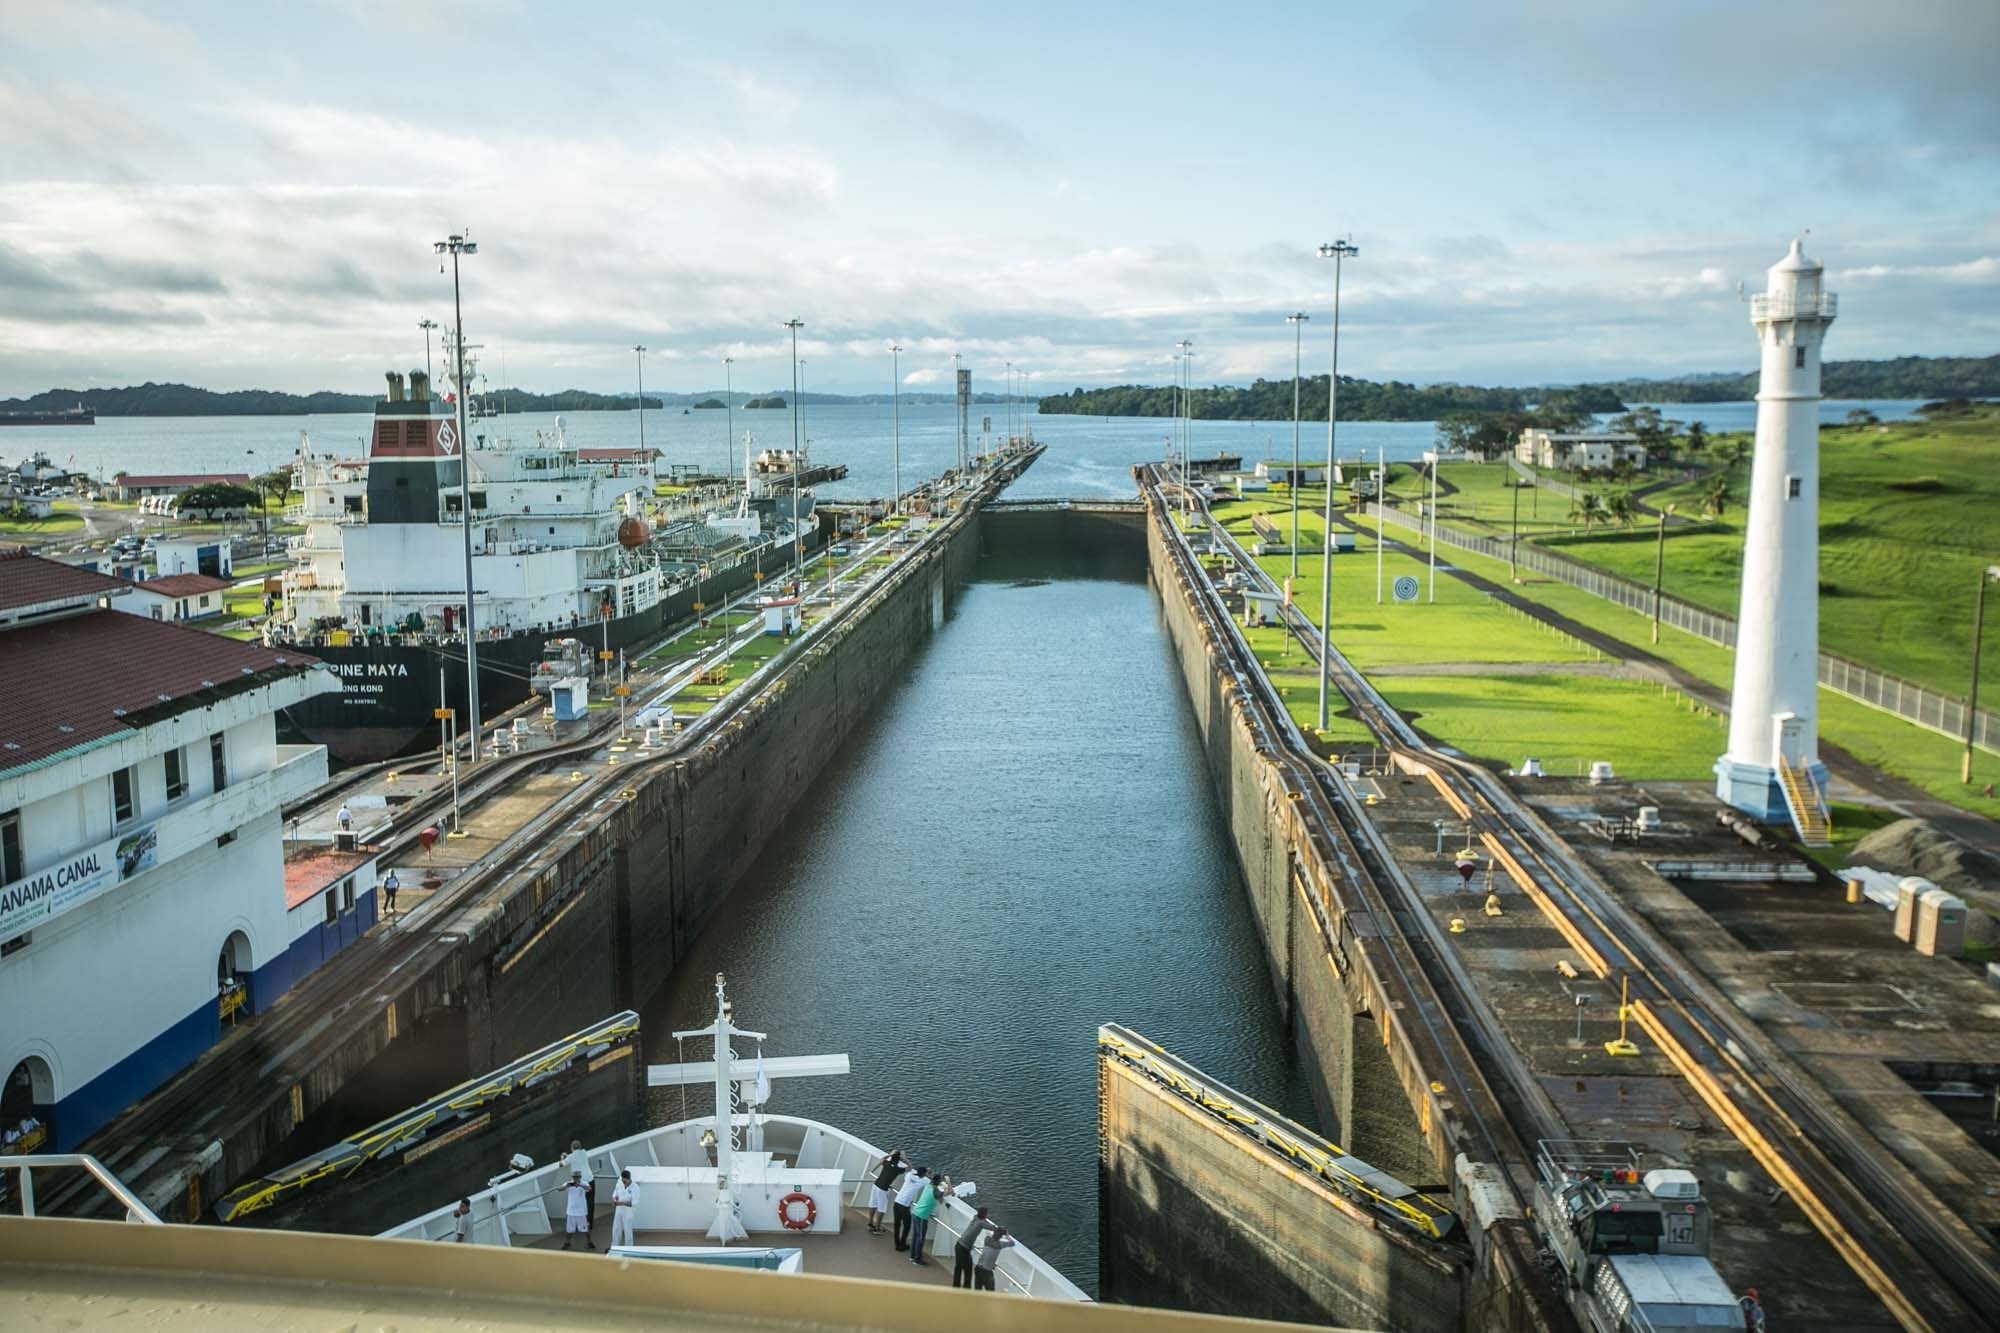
xmin=1392 ymin=575 xmax=1420 ymax=602
xmin=436 ymin=420 xmax=459 ymax=455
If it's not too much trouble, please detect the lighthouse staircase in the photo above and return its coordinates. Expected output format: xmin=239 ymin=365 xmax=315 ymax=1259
xmin=1776 ymin=755 xmax=1833 ymax=847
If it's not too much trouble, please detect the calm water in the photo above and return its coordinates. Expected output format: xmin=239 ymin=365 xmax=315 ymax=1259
xmin=635 ymin=552 xmax=1314 ymax=1289
xmin=5 ymin=399 xmax=1928 ymax=506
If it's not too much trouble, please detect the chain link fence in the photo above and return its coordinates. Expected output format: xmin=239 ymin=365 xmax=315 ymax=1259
xmin=1372 ymin=501 xmax=1998 ymax=754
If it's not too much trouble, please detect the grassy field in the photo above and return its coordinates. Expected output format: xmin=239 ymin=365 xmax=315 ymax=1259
xmin=1204 ymin=493 xmax=1731 ymax=775
xmin=1384 ymin=460 xmax=1592 ymax=541
xmin=1516 ymin=407 xmax=2000 ymax=699
xmin=0 ymin=511 xmax=84 ymax=539
xmin=1377 ymin=674 xmax=1728 ymax=780
xmin=1350 ymin=509 xmax=2000 ymax=821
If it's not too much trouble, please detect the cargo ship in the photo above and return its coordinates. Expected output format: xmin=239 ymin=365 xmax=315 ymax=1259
xmin=0 ymin=403 xmax=93 ymax=426
xmin=266 ymin=365 xmax=814 ymax=764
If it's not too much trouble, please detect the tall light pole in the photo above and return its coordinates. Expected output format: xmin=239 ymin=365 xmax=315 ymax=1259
xmin=1004 ymin=360 xmax=1013 ymax=448
xmin=1286 ymin=313 xmax=1309 ymax=578
xmin=1962 ymin=565 xmax=2000 ymax=784
xmin=723 ymin=356 xmax=735 ymax=476
xmin=634 ymin=344 xmax=648 ymax=457
xmin=1315 ymin=238 xmax=1358 ymax=733
xmin=890 ymin=343 xmax=903 ymax=513
xmin=952 ymin=352 xmax=965 ymax=474
xmin=1650 ymin=503 xmax=1676 ymax=643
xmin=418 ymin=319 xmax=438 ymax=386
xmin=783 ymin=319 xmax=803 ymax=586
xmin=434 ymin=232 xmax=481 ymax=761
xmin=1168 ymin=338 xmax=1184 ymax=498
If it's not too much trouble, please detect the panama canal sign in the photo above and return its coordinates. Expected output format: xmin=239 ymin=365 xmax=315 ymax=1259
xmin=0 ymin=823 xmax=159 ymax=938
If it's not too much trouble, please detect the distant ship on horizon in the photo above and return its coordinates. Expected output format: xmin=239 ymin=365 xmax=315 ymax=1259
xmin=0 ymin=403 xmax=94 ymax=426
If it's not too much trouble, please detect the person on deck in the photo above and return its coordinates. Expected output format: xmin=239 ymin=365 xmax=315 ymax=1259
xmin=908 ymin=1171 xmax=952 ymax=1266
xmin=561 ymin=1171 xmax=593 ymax=1251
xmin=974 ymin=1227 xmax=1015 ymax=1291
xmin=953 ymin=1206 xmax=996 ymax=1289
xmin=891 ymin=1166 xmax=927 ymax=1252
xmin=868 ymin=1148 xmax=908 ymax=1236
xmin=450 ymin=1198 xmax=472 ymax=1243
xmin=564 ymin=1140 xmax=595 ymax=1219
xmin=609 ymin=1169 xmax=639 ymax=1249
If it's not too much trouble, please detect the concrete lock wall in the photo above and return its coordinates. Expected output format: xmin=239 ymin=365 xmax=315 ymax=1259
xmin=459 ymin=504 xmax=987 ymax=1067
xmin=1099 ymin=1055 xmax=1464 ymax=1330
xmin=1143 ymin=513 xmax=1425 ymax=1174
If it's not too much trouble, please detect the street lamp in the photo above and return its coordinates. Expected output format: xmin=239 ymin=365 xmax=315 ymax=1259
xmin=434 ymin=232 xmax=481 ymax=761
xmin=1315 ymin=238 xmax=1358 ymax=733
xmin=890 ymin=343 xmax=904 ymax=514
xmin=1285 ymin=313 xmax=1310 ymax=579
xmin=1963 ymin=564 xmax=2000 ymax=784
xmin=1175 ymin=339 xmax=1193 ymax=503
xmin=783 ymin=319 xmax=804 ymax=586
xmin=1650 ymin=503 xmax=1676 ymax=644
xmin=1004 ymin=360 xmax=1013 ymax=448
xmin=418 ymin=319 xmax=439 ymax=386
xmin=723 ymin=355 xmax=735 ymax=477
xmin=634 ymin=344 xmax=648 ymax=457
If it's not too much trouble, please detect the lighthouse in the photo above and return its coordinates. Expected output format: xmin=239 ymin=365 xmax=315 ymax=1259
xmin=1714 ymin=239 xmax=1838 ymax=834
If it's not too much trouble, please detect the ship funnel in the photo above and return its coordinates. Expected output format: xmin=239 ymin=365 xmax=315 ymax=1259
xmin=409 ymin=369 xmax=429 ymax=402
xmin=385 ymin=370 xmax=406 ymax=402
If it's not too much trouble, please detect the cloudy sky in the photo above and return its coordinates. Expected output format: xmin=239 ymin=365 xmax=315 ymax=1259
xmin=2 ymin=0 xmax=1995 ymax=397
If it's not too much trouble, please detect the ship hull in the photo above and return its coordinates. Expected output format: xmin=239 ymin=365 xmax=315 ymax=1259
xmin=280 ymin=536 xmax=803 ymax=765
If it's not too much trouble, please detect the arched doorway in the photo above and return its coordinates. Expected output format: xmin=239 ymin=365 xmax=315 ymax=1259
xmin=218 ymin=930 xmax=253 ymax=1023
xmin=2 ymin=1057 xmax=53 ymax=1154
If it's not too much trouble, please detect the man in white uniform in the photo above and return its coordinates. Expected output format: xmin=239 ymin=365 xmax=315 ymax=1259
xmin=609 ymin=1168 xmax=639 ymax=1249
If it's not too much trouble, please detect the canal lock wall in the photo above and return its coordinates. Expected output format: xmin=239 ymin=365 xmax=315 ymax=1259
xmin=158 ymin=476 xmax=1021 ymax=1225
xmin=1115 ymin=501 xmax=1481 ymax=1330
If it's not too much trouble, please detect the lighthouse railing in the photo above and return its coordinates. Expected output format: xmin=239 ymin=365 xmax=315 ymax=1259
xmin=1750 ymin=291 xmax=1838 ymax=321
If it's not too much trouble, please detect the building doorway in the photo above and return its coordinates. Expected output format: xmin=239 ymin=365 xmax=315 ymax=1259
xmin=2 ymin=1057 xmax=54 ymax=1154
xmin=218 ymin=930 xmax=253 ymax=1023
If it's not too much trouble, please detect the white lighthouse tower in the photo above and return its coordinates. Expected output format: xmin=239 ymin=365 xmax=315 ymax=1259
xmin=1714 ymin=239 xmax=1838 ymax=835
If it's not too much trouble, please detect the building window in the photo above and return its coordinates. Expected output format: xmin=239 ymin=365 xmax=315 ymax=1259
xmin=113 ymin=766 xmax=137 ymax=824
xmin=210 ymin=733 xmax=227 ymax=791
xmin=215 ymin=830 xmax=237 ymax=848
xmin=324 ymin=888 xmax=338 ymax=925
xmin=165 ymin=746 xmax=188 ymax=800
xmin=341 ymin=877 xmax=355 ymax=912
xmin=1794 ymin=346 xmax=1806 ymax=369
xmin=1787 ymin=476 xmax=1802 ymax=499
xmin=1 ymin=809 xmax=21 ymax=884
xmin=0 ymin=932 xmax=28 ymax=958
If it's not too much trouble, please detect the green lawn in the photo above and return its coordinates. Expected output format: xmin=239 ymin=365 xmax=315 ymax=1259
xmin=1384 ymin=461 xmax=1588 ymax=542
xmin=1350 ymin=509 xmax=2000 ymax=822
xmin=1521 ymin=408 xmax=2000 ymax=699
xmin=670 ymin=631 xmax=787 ymax=713
xmin=1378 ymin=674 xmax=1728 ymax=780
xmin=0 ymin=511 xmax=84 ymax=539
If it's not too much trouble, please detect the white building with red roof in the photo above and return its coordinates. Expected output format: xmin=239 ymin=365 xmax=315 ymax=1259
xmin=0 ymin=547 xmax=338 ymax=1151
xmin=118 ymin=572 xmax=234 ymax=623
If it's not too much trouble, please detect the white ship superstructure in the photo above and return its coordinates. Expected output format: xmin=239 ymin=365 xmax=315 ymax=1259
xmin=281 ymin=369 xmax=664 ymax=640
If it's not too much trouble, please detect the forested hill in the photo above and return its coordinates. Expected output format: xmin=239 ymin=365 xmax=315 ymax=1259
xmin=1038 ymin=353 xmax=1998 ymax=421
xmin=1585 ymin=354 xmax=2000 ymax=403
xmin=1038 ymin=377 xmax=1568 ymax=423
xmin=0 ymin=383 xmax=664 ymax=416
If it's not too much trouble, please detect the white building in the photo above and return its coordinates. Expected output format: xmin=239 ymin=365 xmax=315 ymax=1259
xmin=119 ymin=573 xmax=233 ymax=623
xmin=0 ymin=547 xmax=336 ymax=1150
xmin=1716 ymin=240 xmax=1838 ymax=827
xmin=111 ymin=472 xmax=253 ymax=502
xmin=1515 ymin=428 xmax=1647 ymax=472
xmin=154 ymin=537 xmax=234 ymax=580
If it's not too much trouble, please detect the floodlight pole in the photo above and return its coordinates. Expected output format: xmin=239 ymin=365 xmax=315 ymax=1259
xmin=783 ymin=320 xmax=804 ymax=587
xmin=1315 ymin=239 xmax=1358 ymax=732
xmin=891 ymin=344 xmax=904 ymax=514
xmin=1286 ymin=313 xmax=1309 ymax=579
xmin=435 ymin=232 xmax=481 ymax=761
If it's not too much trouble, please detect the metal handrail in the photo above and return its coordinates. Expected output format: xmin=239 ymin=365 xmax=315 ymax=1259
xmin=1750 ymin=291 xmax=1837 ymax=320
xmin=2 ymin=1154 xmax=164 ymax=1222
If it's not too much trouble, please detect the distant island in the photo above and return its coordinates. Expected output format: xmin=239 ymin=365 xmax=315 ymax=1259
xmin=0 ymin=382 xmax=663 ymax=417
xmin=1038 ymin=353 xmax=1999 ymax=422
xmin=743 ymin=396 xmax=787 ymax=409
xmin=692 ymin=398 xmax=727 ymax=409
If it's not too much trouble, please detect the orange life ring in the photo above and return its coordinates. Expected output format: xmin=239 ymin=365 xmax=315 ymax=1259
xmin=777 ymin=1192 xmax=816 ymax=1231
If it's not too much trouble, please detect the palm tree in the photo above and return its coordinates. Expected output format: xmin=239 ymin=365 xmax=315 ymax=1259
xmin=1569 ymin=490 xmax=1609 ymax=532
xmin=1701 ymin=472 xmax=1730 ymax=519
xmin=1605 ymin=490 xmax=1635 ymax=528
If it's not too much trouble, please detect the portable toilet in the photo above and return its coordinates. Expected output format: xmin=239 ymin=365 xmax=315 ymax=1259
xmin=1914 ymin=888 xmax=1966 ymax=958
xmin=549 ymin=675 xmax=590 ymax=722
